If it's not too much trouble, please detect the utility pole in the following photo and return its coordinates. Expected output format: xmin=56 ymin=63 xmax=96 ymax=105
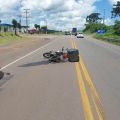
xmin=24 ymin=9 xmax=30 ymax=32
xmin=44 ymin=19 xmax=47 ymax=34
xmin=18 ymin=14 xmax=22 ymax=25
xmin=103 ymin=9 xmax=106 ymax=24
xmin=19 ymin=0 xmax=23 ymax=25
xmin=0 ymin=20 xmax=1 ymax=35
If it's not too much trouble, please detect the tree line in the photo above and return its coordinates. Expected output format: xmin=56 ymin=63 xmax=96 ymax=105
xmin=0 ymin=18 xmax=60 ymax=36
xmin=83 ymin=1 xmax=120 ymax=35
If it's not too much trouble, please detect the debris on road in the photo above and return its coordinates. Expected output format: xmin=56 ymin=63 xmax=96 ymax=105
xmin=0 ymin=71 xmax=12 ymax=80
xmin=0 ymin=71 xmax=4 ymax=80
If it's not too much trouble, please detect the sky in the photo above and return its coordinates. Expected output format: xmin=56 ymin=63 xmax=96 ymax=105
xmin=0 ymin=0 xmax=119 ymax=30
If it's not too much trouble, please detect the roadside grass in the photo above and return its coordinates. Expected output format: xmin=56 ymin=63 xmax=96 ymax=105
xmin=48 ymin=32 xmax=64 ymax=35
xmin=0 ymin=32 xmax=26 ymax=45
xmin=94 ymin=32 xmax=120 ymax=46
xmin=0 ymin=32 xmax=63 ymax=45
xmin=84 ymin=30 xmax=120 ymax=46
xmin=84 ymin=31 xmax=93 ymax=35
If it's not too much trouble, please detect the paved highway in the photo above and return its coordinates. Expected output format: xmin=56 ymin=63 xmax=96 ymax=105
xmin=0 ymin=35 xmax=120 ymax=120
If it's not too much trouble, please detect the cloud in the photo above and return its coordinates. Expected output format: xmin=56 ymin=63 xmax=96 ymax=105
xmin=108 ymin=0 xmax=119 ymax=4
xmin=101 ymin=18 xmax=114 ymax=25
xmin=0 ymin=0 xmax=19 ymax=13
xmin=0 ymin=0 xmax=99 ymax=30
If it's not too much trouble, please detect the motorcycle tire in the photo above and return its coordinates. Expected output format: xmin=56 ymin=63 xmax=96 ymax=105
xmin=43 ymin=52 xmax=51 ymax=58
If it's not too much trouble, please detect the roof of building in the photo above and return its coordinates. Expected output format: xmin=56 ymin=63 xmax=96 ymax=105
xmin=0 ymin=23 xmax=30 ymax=28
xmin=0 ymin=23 xmax=13 ymax=27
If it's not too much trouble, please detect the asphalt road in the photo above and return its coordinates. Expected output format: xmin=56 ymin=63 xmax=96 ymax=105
xmin=0 ymin=35 xmax=120 ymax=120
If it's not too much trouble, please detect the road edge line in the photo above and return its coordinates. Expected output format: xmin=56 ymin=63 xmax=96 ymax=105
xmin=0 ymin=40 xmax=55 ymax=70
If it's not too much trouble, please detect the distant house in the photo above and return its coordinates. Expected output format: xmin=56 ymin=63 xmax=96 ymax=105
xmin=0 ymin=23 xmax=30 ymax=33
xmin=0 ymin=23 xmax=13 ymax=32
xmin=21 ymin=25 xmax=30 ymax=33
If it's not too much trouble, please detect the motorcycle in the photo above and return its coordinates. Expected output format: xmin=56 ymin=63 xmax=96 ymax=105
xmin=43 ymin=47 xmax=68 ymax=63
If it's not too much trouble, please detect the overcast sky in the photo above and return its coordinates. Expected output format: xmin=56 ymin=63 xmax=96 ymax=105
xmin=0 ymin=0 xmax=119 ymax=30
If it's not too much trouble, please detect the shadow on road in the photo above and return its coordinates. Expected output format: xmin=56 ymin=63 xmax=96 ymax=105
xmin=19 ymin=60 xmax=50 ymax=67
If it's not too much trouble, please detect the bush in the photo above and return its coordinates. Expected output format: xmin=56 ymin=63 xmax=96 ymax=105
xmin=114 ymin=20 xmax=120 ymax=35
xmin=84 ymin=23 xmax=107 ymax=33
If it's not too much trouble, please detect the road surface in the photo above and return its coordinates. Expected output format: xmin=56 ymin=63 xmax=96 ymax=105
xmin=0 ymin=35 xmax=120 ymax=120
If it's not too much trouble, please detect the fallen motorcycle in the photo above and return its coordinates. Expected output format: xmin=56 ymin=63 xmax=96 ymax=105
xmin=43 ymin=47 xmax=68 ymax=63
xmin=43 ymin=47 xmax=65 ymax=58
xmin=43 ymin=47 xmax=80 ymax=63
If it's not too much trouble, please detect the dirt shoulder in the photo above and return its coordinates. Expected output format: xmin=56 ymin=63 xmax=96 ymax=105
xmin=0 ymin=34 xmax=57 ymax=67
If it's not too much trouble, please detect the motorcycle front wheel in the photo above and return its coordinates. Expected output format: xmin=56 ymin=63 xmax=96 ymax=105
xmin=43 ymin=52 xmax=52 ymax=58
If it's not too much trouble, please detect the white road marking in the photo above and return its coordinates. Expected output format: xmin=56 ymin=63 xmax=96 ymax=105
xmin=0 ymin=41 xmax=55 ymax=70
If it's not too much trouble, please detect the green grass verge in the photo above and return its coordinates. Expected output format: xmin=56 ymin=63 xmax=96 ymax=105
xmin=0 ymin=33 xmax=26 ymax=45
xmin=48 ymin=32 xmax=64 ymax=35
xmin=94 ymin=33 xmax=120 ymax=46
xmin=84 ymin=30 xmax=120 ymax=46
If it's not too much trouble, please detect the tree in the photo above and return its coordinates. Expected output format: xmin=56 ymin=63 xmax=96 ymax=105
xmin=86 ymin=13 xmax=102 ymax=23
xmin=41 ymin=26 xmax=47 ymax=34
xmin=34 ymin=24 xmax=40 ymax=30
xmin=4 ymin=27 xmax=8 ymax=35
xmin=0 ymin=20 xmax=1 ymax=36
xmin=12 ymin=19 xmax=18 ymax=35
xmin=114 ymin=20 xmax=120 ymax=35
xmin=84 ymin=13 xmax=106 ymax=33
xmin=37 ymin=25 xmax=40 ymax=30
xmin=34 ymin=24 xmax=38 ymax=30
xmin=37 ymin=25 xmax=40 ymax=33
xmin=111 ymin=1 xmax=120 ymax=18
xmin=17 ymin=23 xmax=22 ymax=32
xmin=84 ymin=23 xmax=107 ymax=33
xmin=34 ymin=24 xmax=41 ymax=33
